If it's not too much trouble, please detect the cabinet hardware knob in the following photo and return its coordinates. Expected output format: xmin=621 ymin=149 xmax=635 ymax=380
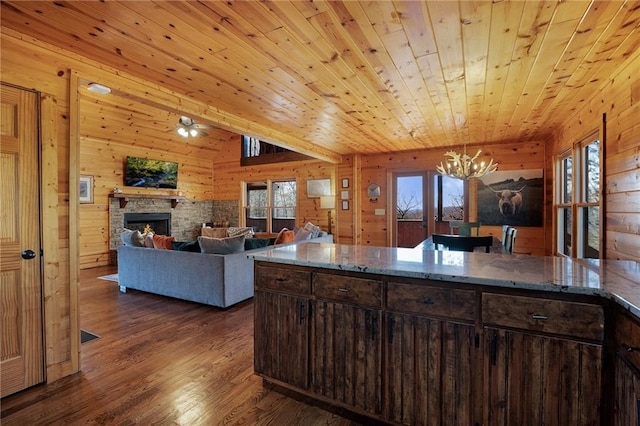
xmin=531 ymin=314 xmax=548 ymax=320
xmin=422 ymin=297 xmax=434 ymax=305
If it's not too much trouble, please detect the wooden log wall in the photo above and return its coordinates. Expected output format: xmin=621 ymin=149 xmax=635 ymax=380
xmin=358 ymin=142 xmax=548 ymax=255
xmin=2 ymin=32 xmax=76 ymax=383
xmin=213 ymin=142 xmax=338 ymax=233
xmin=550 ymin=49 xmax=640 ymax=262
xmin=78 ymin=90 xmax=224 ymax=268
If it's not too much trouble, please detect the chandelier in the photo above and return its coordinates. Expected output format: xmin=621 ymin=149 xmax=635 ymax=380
xmin=436 ymin=147 xmax=498 ymax=180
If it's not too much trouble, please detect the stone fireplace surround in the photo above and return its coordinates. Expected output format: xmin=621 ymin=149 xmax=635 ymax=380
xmin=109 ymin=197 xmax=239 ymax=264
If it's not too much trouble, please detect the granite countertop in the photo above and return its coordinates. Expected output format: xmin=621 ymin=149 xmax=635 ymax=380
xmin=249 ymin=242 xmax=640 ymax=318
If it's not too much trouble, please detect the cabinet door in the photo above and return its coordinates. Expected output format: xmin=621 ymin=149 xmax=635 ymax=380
xmin=484 ymin=328 xmax=602 ymax=425
xmin=386 ymin=312 xmax=476 ymax=425
xmin=254 ymin=290 xmax=309 ymax=389
xmin=310 ymin=300 xmax=382 ymax=415
xmin=614 ymin=354 xmax=640 ymax=425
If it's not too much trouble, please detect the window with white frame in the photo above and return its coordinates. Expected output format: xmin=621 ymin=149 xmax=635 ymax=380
xmin=555 ymin=132 xmax=601 ymax=258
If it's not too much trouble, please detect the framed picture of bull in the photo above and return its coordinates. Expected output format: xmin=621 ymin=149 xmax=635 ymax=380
xmin=477 ymin=169 xmax=544 ymax=227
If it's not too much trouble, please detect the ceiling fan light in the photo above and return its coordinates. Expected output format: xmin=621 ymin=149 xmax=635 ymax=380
xmin=177 ymin=127 xmax=188 ymax=137
xmin=189 ymin=128 xmax=198 ymax=137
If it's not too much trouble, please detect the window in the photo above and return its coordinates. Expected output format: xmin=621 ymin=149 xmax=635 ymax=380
xmin=434 ymin=175 xmax=466 ymax=222
xmin=556 ymin=153 xmax=573 ymax=256
xmin=555 ymin=132 xmax=601 ymax=258
xmin=244 ymin=179 xmax=296 ymax=233
xmin=578 ymin=139 xmax=600 ymax=258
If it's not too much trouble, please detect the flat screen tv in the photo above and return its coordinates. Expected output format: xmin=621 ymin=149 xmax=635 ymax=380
xmin=124 ymin=156 xmax=178 ymax=189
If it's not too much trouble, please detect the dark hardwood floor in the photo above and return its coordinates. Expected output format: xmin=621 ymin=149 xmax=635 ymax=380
xmin=1 ymin=266 xmax=361 ymax=425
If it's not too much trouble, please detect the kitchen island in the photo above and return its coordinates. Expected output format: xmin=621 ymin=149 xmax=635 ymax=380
xmin=251 ymin=242 xmax=640 ymax=425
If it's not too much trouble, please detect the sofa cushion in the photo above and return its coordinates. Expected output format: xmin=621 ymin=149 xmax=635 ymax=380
xmin=244 ymin=237 xmax=272 ymax=251
xmin=198 ymin=234 xmax=245 ymax=254
xmin=201 ymin=227 xmax=228 ymax=238
xmin=152 ymin=234 xmax=176 ymax=250
xmin=121 ymin=229 xmax=144 ymax=247
xmin=172 ymin=240 xmax=201 ymax=252
xmin=274 ymin=228 xmax=295 ymax=245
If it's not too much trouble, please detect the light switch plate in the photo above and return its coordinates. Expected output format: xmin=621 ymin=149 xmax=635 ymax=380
xmin=375 ymin=209 xmax=385 ymax=215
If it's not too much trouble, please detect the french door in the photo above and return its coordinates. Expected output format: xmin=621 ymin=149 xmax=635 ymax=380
xmin=0 ymin=83 xmax=44 ymax=397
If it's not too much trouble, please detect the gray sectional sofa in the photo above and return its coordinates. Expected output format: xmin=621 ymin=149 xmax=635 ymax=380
xmin=117 ymin=234 xmax=333 ymax=308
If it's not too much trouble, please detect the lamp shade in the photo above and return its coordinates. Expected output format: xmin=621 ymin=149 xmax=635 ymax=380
xmin=320 ymin=195 xmax=336 ymax=209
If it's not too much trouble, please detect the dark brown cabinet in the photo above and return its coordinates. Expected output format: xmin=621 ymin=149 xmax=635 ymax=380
xmin=385 ymin=281 xmax=478 ymax=425
xmin=253 ymin=261 xmax=635 ymax=425
xmin=254 ymin=265 xmax=311 ymax=389
xmin=310 ymin=272 xmax=383 ymax=416
xmin=482 ymin=293 xmax=604 ymax=425
xmin=614 ymin=308 xmax=640 ymax=425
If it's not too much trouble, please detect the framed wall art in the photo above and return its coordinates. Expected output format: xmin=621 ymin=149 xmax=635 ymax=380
xmin=307 ymin=178 xmax=331 ymax=198
xmin=79 ymin=175 xmax=94 ymax=204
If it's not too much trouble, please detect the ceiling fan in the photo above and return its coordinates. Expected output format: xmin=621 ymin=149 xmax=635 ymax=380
xmin=175 ymin=116 xmax=216 ymax=137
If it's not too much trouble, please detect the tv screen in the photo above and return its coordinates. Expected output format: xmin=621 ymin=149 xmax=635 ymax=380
xmin=124 ymin=156 xmax=178 ymax=189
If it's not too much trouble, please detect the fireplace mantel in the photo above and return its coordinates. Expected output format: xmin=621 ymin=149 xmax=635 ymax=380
xmin=109 ymin=193 xmax=187 ymax=209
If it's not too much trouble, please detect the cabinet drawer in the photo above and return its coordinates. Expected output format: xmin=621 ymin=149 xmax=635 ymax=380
xmin=387 ymin=282 xmax=476 ymax=322
xmin=313 ymin=273 xmax=382 ymax=308
xmin=615 ymin=310 xmax=640 ymax=369
xmin=255 ymin=264 xmax=311 ymax=294
xmin=482 ymin=293 xmax=604 ymax=342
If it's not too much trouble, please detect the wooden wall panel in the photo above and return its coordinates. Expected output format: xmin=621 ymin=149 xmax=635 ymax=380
xmin=213 ymin=145 xmax=338 ymax=232
xmin=358 ymin=142 xmax=547 ymax=253
xmin=2 ymin=34 xmax=75 ymax=382
xmin=550 ymin=49 xmax=640 ymax=261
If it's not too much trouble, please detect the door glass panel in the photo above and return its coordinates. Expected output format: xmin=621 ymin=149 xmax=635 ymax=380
xmin=396 ymin=174 xmax=427 ymax=248
xmin=397 ymin=176 xmax=422 ymax=220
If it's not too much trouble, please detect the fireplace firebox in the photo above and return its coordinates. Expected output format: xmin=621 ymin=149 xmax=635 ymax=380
xmin=124 ymin=213 xmax=171 ymax=236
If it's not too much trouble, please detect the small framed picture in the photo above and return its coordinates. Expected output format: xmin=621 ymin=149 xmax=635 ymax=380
xmin=341 ymin=200 xmax=349 ymax=210
xmin=341 ymin=190 xmax=349 ymax=200
xmin=341 ymin=178 xmax=349 ymax=188
xmin=79 ymin=175 xmax=94 ymax=204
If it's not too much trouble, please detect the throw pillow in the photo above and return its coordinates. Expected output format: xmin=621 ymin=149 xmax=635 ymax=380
xmin=121 ymin=229 xmax=144 ymax=247
xmin=152 ymin=234 xmax=176 ymax=250
xmin=274 ymin=228 xmax=295 ymax=245
xmin=227 ymin=226 xmax=254 ymax=238
xmin=198 ymin=234 xmax=245 ymax=254
xmin=144 ymin=233 xmax=155 ymax=248
xmin=293 ymin=227 xmax=313 ymax=242
xmin=201 ymin=227 xmax=228 ymax=238
xmin=244 ymin=238 xmax=272 ymax=251
xmin=303 ymin=221 xmax=321 ymax=238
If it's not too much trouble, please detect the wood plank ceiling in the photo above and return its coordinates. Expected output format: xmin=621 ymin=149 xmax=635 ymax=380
xmin=2 ymin=1 xmax=639 ymax=162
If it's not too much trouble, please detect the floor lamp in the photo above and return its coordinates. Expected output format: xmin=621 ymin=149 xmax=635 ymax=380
xmin=320 ymin=195 xmax=336 ymax=235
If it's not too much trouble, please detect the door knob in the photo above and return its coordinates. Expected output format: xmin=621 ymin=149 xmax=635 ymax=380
xmin=21 ymin=249 xmax=36 ymax=260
